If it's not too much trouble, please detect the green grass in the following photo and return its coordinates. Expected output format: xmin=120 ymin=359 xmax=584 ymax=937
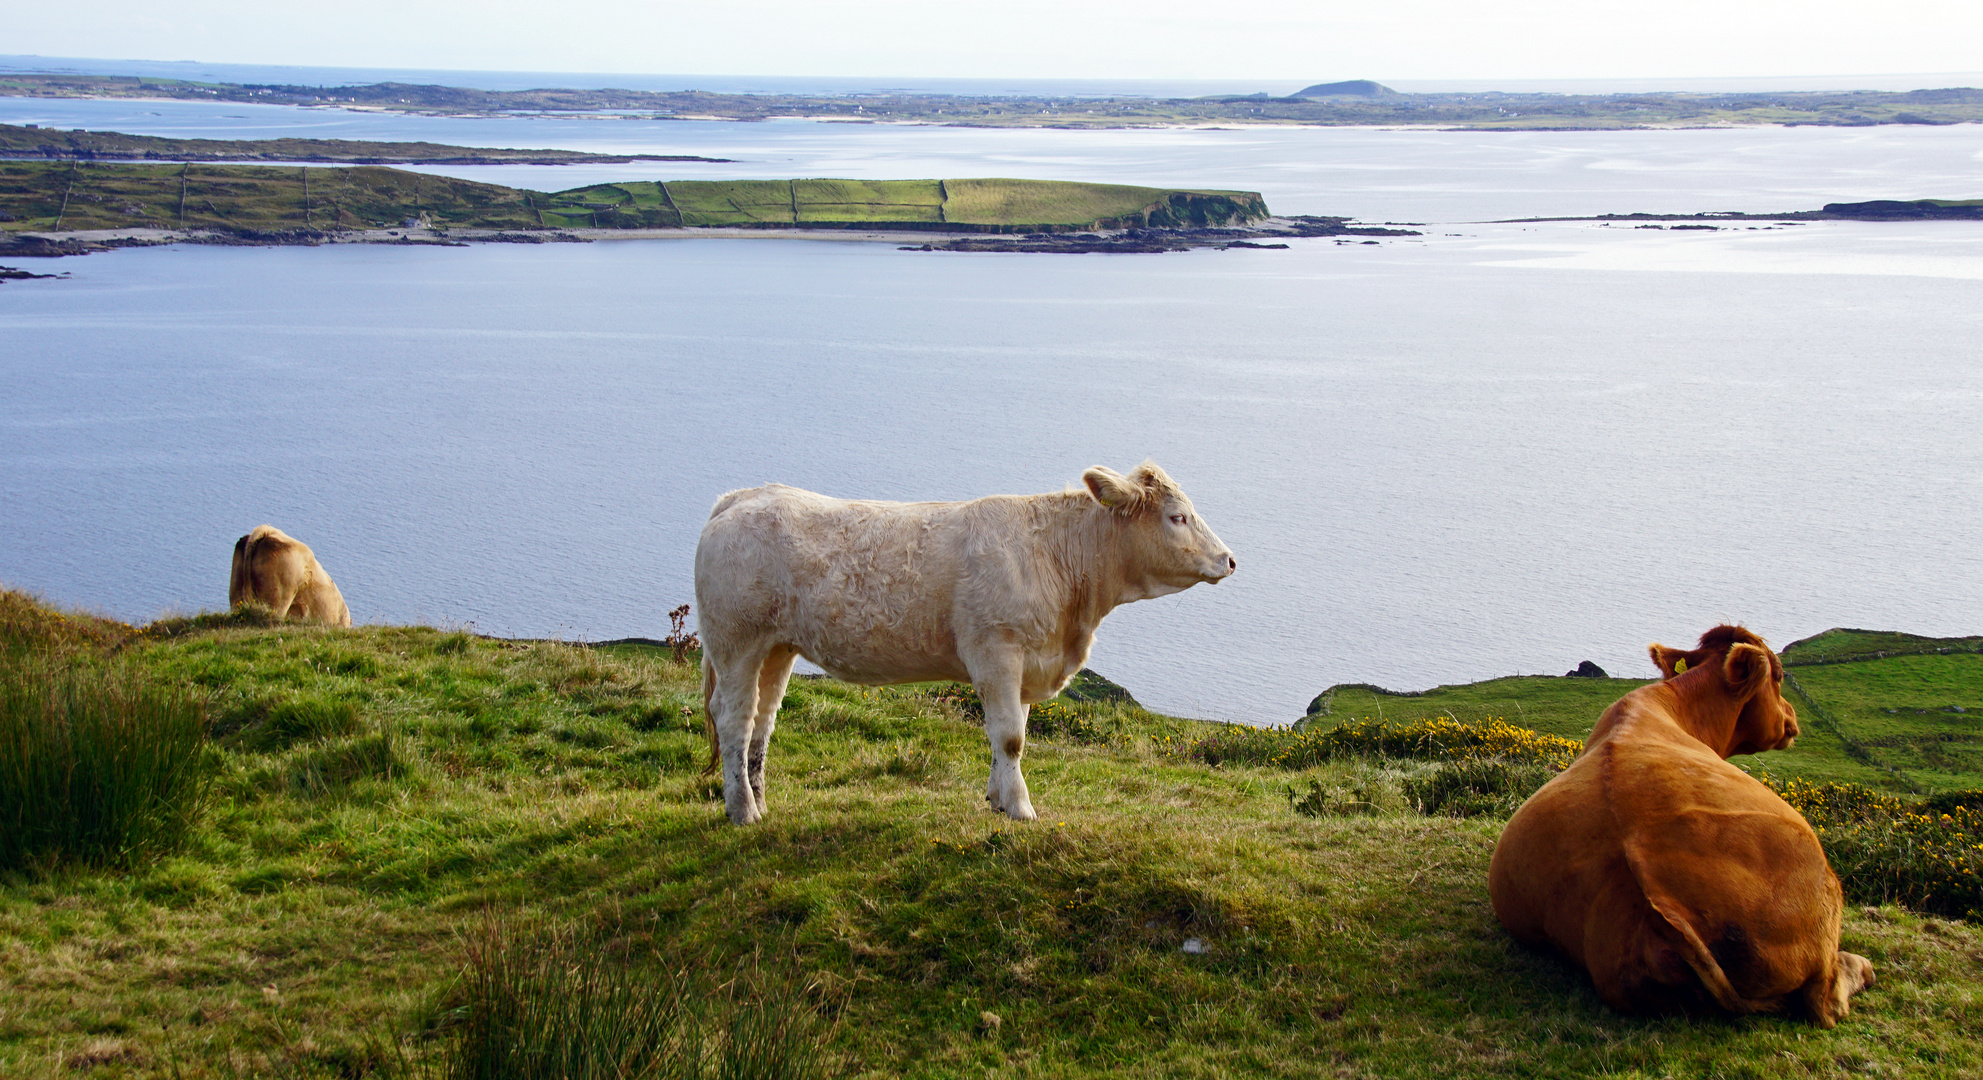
xmin=1 ymin=591 xmax=1979 ymax=1078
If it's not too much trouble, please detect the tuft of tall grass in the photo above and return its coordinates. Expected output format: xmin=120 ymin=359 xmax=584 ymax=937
xmin=286 ymin=732 xmax=405 ymax=797
xmin=0 ymin=660 xmax=212 ymax=871
xmin=219 ymin=693 xmax=362 ymax=749
xmin=139 ymin=600 xmax=281 ymax=640
xmin=0 ymin=587 xmax=135 ymax=655
xmin=440 ymin=917 xmax=825 ymax=1080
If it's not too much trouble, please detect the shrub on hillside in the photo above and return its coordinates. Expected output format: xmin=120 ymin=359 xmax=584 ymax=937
xmin=1166 ymin=716 xmax=1582 ymax=772
xmin=1765 ymin=776 xmax=1982 ymax=922
xmin=0 ymin=661 xmax=212 ymax=871
xmin=1404 ymin=758 xmax=1560 ymax=818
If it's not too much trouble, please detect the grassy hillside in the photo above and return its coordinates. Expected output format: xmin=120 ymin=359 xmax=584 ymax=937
xmin=1302 ymin=629 xmax=1983 ymax=795
xmin=0 ymin=162 xmax=1268 ymax=235
xmin=0 ymin=161 xmax=544 ymax=233
xmin=1 ymin=593 xmax=1977 ymax=1077
xmin=1777 ymin=629 xmax=1983 ymax=794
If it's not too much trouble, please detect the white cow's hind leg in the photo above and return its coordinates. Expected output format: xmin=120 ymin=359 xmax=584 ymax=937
xmin=976 ymin=676 xmax=1038 ymax=821
xmin=748 ymin=646 xmax=799 ymax=815
xmin=710 ymin=648 xmax=769 ymax=825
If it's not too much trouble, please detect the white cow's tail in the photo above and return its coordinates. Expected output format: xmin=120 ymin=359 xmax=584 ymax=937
xmin=699 ymin=654 xmax=720 ymax=776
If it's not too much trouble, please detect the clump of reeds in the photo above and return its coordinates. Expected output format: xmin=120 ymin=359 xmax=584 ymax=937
xmin=440 ymin=916 xmax=826 ymax=1080
xmin=0 ymin=661 xmax=212 ymax=871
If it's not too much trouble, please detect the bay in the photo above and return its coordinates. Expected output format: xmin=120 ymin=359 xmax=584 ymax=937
xmin=2 ymin=101 xmax=1981 ymax=722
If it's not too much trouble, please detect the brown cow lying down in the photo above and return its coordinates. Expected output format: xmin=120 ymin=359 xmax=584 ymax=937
xmin=695 ymin=463 xmax=1235 ymax=825
xmin=229 ymin=524 xmax=351 ymax=627
xmin=1488 ymin=625 xmax=1874 ymax=1027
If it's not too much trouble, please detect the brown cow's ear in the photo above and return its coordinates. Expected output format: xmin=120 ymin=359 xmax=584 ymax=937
xmin=1649 ymin=644 xmax=1690 ymax=679
xmin=1083 ymin=467 xmax=1138 ymax=511
xmin=1722 ymin=643 xmax=1771 ymax=692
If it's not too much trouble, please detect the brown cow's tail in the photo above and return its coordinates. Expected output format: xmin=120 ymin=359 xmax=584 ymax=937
xmin=1641 ymin=895 xmax=1775 ymax=1017
xmin=699 ymin=655 xmax=720 ymax=776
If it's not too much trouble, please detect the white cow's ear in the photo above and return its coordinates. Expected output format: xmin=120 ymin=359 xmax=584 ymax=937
xmin=1083 ymin=466 xmax=1138 ymax=510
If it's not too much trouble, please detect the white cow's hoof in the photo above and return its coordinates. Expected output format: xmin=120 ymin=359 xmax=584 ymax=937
xmin=1004 ymin=801 xmax=1038 ymax=821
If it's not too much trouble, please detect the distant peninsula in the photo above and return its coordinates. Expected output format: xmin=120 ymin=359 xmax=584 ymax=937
xmin=0 ymin=122 xmax=728 ymax=165
xmin=5 ymin=72 xmax=1983 ymax=130
xmin=0 ymin=159 xmax=1412 ymax=258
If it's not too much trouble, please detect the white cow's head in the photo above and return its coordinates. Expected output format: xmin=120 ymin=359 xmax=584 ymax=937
xmin=1082 ymin=462 xmax=1236 ymax=599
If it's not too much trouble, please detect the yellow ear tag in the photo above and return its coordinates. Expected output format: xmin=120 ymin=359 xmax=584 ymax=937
xmin=1673 ymin=657 xmax=1689 ymax=675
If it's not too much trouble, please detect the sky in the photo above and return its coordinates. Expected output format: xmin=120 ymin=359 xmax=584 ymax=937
xmin=7 ymin=0 xmax=1983 ymax=87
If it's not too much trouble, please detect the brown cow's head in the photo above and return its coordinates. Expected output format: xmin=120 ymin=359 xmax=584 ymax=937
xmin=1648 ymin=625 xmax=1799 ymax=756
xmin=1083 ymin=461 xmax=1236 ymax=598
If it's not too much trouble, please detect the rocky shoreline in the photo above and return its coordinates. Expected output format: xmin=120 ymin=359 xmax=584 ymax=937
xmin=0 ymin=215 xmax=1422 ymax=261
xmin=899 ymin=216 xmax=1417 ymax=253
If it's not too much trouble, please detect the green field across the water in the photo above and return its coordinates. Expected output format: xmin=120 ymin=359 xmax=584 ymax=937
xmin=0 ymin=161 xmax=1269 ymax=234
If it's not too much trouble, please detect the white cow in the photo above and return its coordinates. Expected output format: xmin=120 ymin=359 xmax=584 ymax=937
xmin=695 ymin=462 xmax=1236 ymax=825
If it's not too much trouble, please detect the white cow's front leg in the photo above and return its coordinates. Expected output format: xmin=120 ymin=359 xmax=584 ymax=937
xmin=976 ymin=676 xmax=1038 ymax=821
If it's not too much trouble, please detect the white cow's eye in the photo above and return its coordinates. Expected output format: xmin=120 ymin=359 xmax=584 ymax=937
xmin=1169 ymin=514 xmax=1188 ymax=525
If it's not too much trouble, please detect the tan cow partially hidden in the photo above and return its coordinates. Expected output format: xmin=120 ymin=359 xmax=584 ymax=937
xmin=229 ymin=525 xmax=351 ymax=626
xmin=695 ymin=462 xmax=1235 ymax=825
xmin=1488 ymin=625 xmax=1874 ymax=1026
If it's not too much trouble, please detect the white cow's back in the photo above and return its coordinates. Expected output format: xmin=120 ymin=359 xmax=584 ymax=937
xmin=695 ymin=483 xmax=1096 ymax=688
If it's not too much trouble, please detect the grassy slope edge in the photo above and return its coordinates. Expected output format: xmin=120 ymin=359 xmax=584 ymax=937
xmin=1 ymin=593 xmax=1978 ymax=1078
xmin=0 ymin=162 xmax=1268 ymax=235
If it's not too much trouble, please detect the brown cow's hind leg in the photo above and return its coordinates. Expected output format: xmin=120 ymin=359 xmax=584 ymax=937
xmin=1802 ymin=951 xmax=1876 ymax=1029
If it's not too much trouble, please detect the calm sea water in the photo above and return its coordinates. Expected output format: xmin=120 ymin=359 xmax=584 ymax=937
xmin=3 ymin=102 xmax=1981 ymax=722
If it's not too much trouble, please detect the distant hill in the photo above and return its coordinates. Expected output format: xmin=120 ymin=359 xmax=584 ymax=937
xmin=1290 ymin=80 xmax=1399 ymax=99
xmin=1819 ymin=198 xmax=1983 ymax=221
